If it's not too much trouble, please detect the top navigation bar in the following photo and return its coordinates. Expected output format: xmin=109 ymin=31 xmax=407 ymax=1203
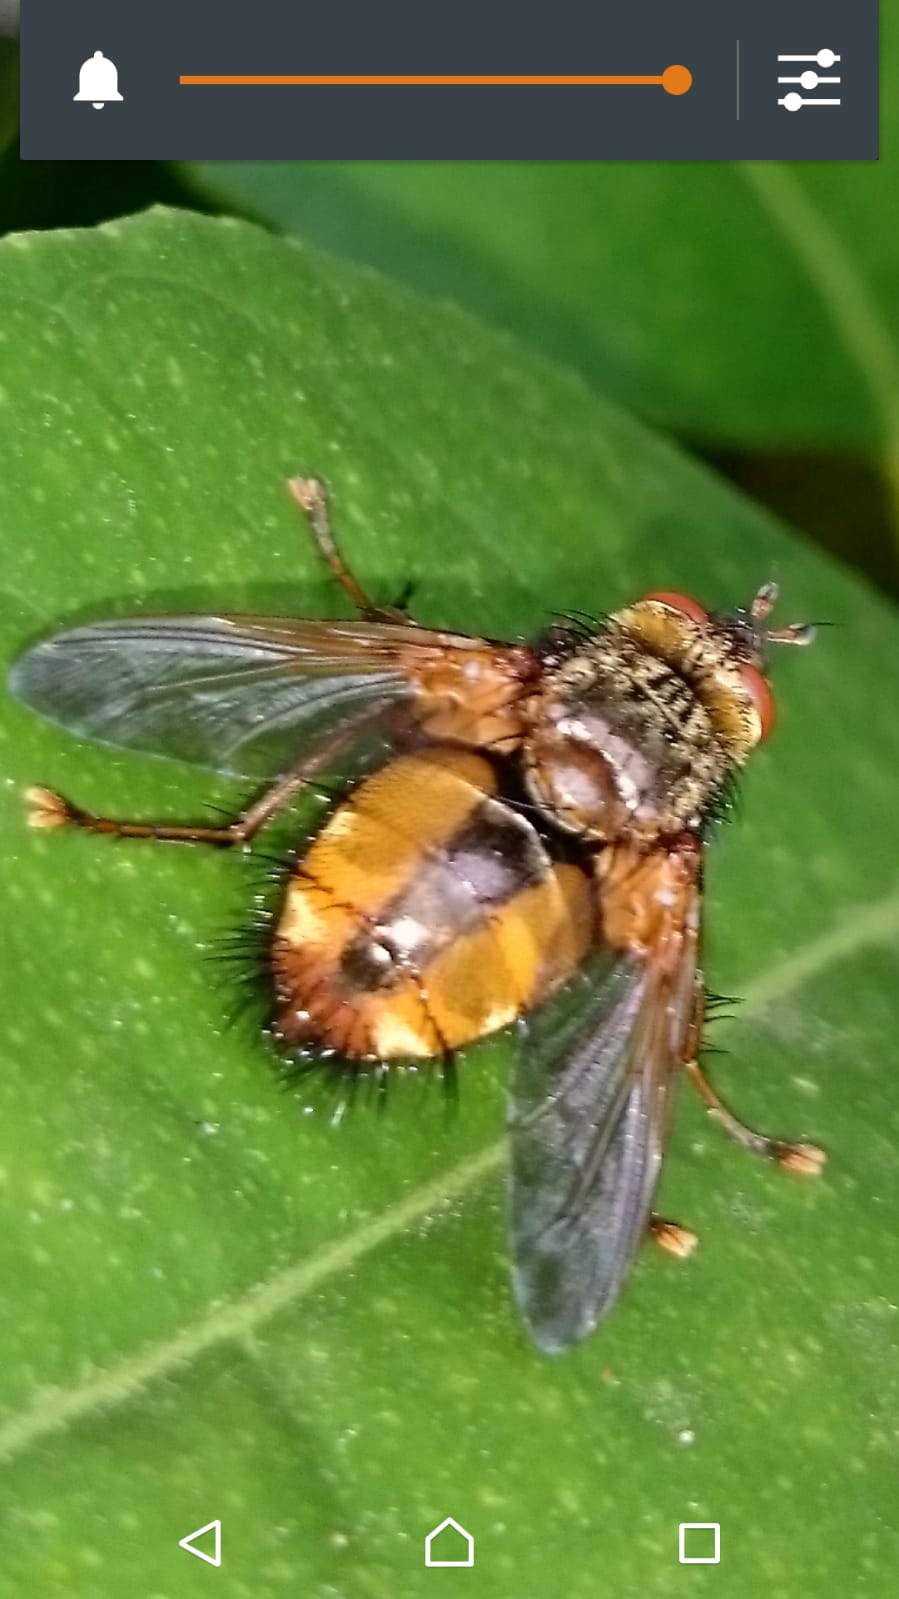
xmin=20 ymin=0 xmax=878 ymax=161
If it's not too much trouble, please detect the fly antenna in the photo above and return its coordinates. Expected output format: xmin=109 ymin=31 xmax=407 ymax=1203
xmin=750 ymin=582 xmax=815 ymax=647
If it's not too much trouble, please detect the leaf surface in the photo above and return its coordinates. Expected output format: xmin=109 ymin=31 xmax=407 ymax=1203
xmin=185 ymin=118 xmax=899 ymax=459
xmin=0 ymin=208 xmax=897 ymax=1598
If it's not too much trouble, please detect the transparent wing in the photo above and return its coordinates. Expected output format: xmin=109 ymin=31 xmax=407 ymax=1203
xmin=508 ymin=882 xmax=699 ymax=1353
xmin=8 ymin=614 xmax=496 ymax=778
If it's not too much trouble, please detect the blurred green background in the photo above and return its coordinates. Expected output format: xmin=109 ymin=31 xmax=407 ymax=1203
xmin=2 ymin=24 xmax=898 ymax=597
xmin=0 ymin=20 xmax=897 ymax=1599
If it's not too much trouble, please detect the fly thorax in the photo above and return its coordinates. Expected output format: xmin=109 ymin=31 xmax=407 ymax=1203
xmin=523 ymin=632 xmax=730 ymax=843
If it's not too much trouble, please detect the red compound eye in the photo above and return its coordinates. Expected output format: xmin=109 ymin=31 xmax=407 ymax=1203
xmin=642 ymin=591 xmax=709 ymax=626
xmin=738 ymin=663 xmax=776 ymax=741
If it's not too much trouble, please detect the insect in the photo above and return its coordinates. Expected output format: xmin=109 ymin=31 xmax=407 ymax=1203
xmin=9 ymin=475 xmax=825 ymax=1352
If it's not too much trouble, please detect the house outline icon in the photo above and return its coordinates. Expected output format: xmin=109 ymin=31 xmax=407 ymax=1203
xmin=424 ymin=1516 xmax=475 ymax=1567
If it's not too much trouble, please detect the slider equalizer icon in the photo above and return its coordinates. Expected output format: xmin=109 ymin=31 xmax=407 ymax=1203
xmin=778 ymin=47 xmax=841 ymax=112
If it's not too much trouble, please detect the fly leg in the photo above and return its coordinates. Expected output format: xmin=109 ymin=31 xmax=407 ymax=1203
xmin=683 ymin=978 xmax=824 ymax=1174
xmin=287 ymin=475 xmax=415 ymax=623
xmin=686 ymin=1058 xmax=826 ymax=1176
xmin=649 ymin=1216 xmax=698 ymax=1257
xmin=24 ymin=713 xmax=379 ymax=850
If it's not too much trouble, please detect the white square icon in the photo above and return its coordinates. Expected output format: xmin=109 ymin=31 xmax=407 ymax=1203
xmin=678 ymin=1522 xmax=720 ymax=1564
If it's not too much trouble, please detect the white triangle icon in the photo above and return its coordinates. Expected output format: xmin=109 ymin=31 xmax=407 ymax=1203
xmin=178 ymin=1519 xmax=222 ymax=1567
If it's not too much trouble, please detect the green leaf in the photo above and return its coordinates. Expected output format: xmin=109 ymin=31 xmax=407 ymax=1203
xmin=182 ymin=144 xmax=899 ymax=460
xmin=1 ymin=208 xmax=897 ymax=1597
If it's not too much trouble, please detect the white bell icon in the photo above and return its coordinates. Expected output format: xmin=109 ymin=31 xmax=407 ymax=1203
xmin=73 ymin=51 xmax=124 ymax=110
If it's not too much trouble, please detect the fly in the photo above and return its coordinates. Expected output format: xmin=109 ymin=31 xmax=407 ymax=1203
xmin=9 ymin=475 xmax=826 ymax=1351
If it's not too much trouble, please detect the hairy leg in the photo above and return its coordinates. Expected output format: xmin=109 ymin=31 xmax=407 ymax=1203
xmin=26 ymin=714 xmax=380 ymax=849
xmin=686 ymin=1058 xmax=825 ymax=1175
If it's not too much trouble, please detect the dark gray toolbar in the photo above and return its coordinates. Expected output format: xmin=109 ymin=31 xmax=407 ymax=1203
xmin=20 ymin=0 xmax=878 ymax=161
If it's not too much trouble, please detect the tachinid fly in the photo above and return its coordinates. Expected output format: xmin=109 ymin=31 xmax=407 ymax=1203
xmin=9 ymin=475 xmax=825 ymax=1352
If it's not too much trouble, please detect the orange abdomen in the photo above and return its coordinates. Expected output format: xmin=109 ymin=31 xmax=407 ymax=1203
xmin=270 ymin=746 xmax=593 ymax=1061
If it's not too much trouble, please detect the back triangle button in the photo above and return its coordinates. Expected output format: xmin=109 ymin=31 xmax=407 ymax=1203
xmin=179 ymin=1519 xmax=222 ymax=1567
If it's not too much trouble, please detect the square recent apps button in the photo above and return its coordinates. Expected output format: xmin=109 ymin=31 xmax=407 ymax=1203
xmin=678 ymin=1523 xmax=721 ymax=1564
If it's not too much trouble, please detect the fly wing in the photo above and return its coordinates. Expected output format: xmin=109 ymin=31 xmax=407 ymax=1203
xmin=8 ymin=614 xmax=516 ymax=779
xmin=508 ymin=866 xmax=700 ymax=1353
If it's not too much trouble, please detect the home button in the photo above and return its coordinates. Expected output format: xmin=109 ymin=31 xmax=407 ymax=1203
xmin=424 ymin=1516 xmax=475 ymax=1567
